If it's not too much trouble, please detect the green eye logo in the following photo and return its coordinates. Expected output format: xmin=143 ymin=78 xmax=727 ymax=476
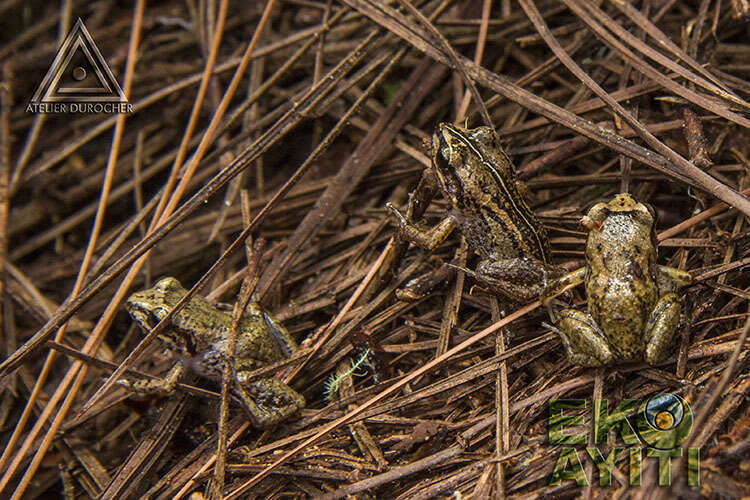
xmin=548 ymin=394 xmax=700 ymax=487
xmin=645 ymin=393 xmax=683 ymax=430
xmin=637 ymin=393 xmax=692 ymax=450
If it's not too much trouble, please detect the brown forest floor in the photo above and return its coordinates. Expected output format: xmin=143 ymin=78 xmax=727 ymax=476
xmin=0 ymin=0 xmax=749 ymax=498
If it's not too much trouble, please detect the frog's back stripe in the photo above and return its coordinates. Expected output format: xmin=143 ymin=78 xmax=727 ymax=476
xmin=443 ymin=123 xmax=549 ymax=264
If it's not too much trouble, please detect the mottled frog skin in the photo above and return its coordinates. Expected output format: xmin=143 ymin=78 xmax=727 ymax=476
xmin=126 ymin=277 xmax=305 ymax=428
xmin=555 ymin=194 xmax=693 ymax=366
xmin=387 ymin=123 xmax=562 ymax=303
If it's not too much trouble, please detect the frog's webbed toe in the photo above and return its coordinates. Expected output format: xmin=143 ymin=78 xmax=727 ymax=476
xmin=644 ymin=293 xmax=681 ymax=365
xmin=557 ymin=309 xmax=613 ymax=367
xmin=235 ymin=375 xmax=305 ymax=429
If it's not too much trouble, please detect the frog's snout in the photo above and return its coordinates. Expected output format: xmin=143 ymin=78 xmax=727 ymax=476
xmin=125 ymin=293 xmax=144 ymax=313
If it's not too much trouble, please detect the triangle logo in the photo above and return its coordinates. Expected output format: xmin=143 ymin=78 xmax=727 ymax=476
xmin=31 ymin=18 xmax=127 ymax=104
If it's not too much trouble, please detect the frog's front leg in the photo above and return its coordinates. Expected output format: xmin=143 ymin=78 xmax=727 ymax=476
xmin=121 ymin=361 xmax=185 ymax=396
xmin=386 ymin=203 xmax=457 ymax=251
xmin=234 ymin=373 xmax=305 ymax=429
xmin=475 ymin=257 xmax=561 ymax=304
xmin=644 ymin=293 xmax=682 ymax=365
xmin=556 ymin=309 xmax=613 ymax=367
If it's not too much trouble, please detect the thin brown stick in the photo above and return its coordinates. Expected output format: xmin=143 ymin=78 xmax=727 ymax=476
xmin=150 ymin=0 xmax=230 ymax=230
xmin=211 ymin=203 xmax=260 ymax=500
xmin=456 ymin=0 xmax=492 ymax=122
xmin=491 ymin=297 xmax=510 ymax=499
xmin=0 ymin=2 xmax=146 ymax=496
xmin=0 ymin=63 xmax=10 ymax=355
xmin=396 ymin=0 xmax=494 ymax=128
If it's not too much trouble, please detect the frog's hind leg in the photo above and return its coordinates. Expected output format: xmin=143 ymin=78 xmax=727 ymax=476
xmin=120 ymin=361 xmax=185 ymax=396
xmin=475 ymin=257 xmax=548 ymax=303
xmin=644 ymin=293 xmax=682 ymax=365
xmin=234 ymin=374 xmax=305 ymax=429
xmin=556 ymin=309 xmax=613 ymax=367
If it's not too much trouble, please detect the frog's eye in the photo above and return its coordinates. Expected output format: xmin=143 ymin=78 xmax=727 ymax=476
xmin=153 ymin=305 xmax=171 ymax=319
xmin=470 ymin=127 xmax=498 ymax=149
xmin=155 ymin=277 xmax=182 ymax=292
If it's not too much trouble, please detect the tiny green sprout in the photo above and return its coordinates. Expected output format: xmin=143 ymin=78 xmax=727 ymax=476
xmin=324 ymin=348 xmax=373 ymax=402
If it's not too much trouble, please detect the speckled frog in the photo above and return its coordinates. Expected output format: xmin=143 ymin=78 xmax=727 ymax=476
xmin=125 ymin=277 xmax=305 ymax=428
xmin=554 ymin=194 xmax=693 ymax=366
xmin=387 ymin=123 xmax=562 ymax=303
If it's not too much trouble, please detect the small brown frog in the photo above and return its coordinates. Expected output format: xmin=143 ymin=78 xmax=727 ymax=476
xmin=125 ymin=277 xmax=305 ymax=428
xmin=553 ymin=194 xmax=693 ymax=366
xmin=387 ymin=123 xmax=562 ymax=303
